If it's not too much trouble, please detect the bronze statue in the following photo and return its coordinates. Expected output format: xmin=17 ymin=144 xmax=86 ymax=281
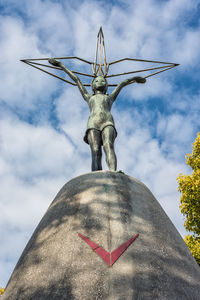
xmin=49 ymin=58 xmax=146 ymax=171
xmin=21 ymin=27 xmax=178 ymax=172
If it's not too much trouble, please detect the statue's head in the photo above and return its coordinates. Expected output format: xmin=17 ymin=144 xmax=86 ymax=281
xmin=91 ymin=76 xmax=108 ymax=94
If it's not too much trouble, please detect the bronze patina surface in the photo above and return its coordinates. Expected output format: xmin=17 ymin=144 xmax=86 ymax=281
xmin=21 ymin=27 xmax=178 ymax=172
xmin=49 ymin=58 xmax=146 ymax=171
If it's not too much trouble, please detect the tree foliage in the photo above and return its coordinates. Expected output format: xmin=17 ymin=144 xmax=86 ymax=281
xmin=177 ymin=133 xmax=200 ymax=265
xmin=0 ymin=287 xmax=5 ymax=296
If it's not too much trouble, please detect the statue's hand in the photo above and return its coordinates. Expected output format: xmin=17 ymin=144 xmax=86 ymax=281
xmin=134 ymin=76 xmax=146 ymax=84
xmin=48 ymin=58 xmax=62 ymax=67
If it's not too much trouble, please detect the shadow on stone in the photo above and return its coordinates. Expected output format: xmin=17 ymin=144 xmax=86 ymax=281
xmin=2 ymin=171 xmax=200 ymax=300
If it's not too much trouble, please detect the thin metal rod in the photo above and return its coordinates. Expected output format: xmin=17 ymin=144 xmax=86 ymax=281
xmin=92 ymin=63 xmax=95 ymax=74
xmin=21 ymin=57 xmax=103 ymax=68
xmin=109 ymin=57 xmax=179 ymax=66
xmin=23 ymin=61 xmax=95 ymax=77
xmin=100 ymin=27 xmax=104 ymax=38
xmin=94 ymin=35 xmax=99 ymax=75
xmin=100 ymin=27 xmax=107 ymax=74
xmin=106 ymin=63 xmax=109 ymax=74
xmin=21 ymin=56 xmax=93 ymax=65
xmin=24 ymin=60 xmax=118 ymax=86
xmin=106 ymin=64 xmax=174 ymax=78
xmin=72 ymin=71 xmax=95 ymax=78
xmin=96 ymin=65 xmax=100 ymax=74
xmin=102 ymin=39 xmax=107 ymax=74
xmin=99 ymin=32 xmax=102 ymax=76
xmin=94 ymin=27 xmax=108 ymax=76
xmin=101 ymin=27 xmax=108 ymax=75
xmin=23 ymin=61 xmax=62 ymax=70
xmin=22 ymin=61 xmax=176 ymax=87
xmin=23 ymin=61 xmax=95 ymax=87
xmin=24 ymin=61 xmax=76 ymax=85
xmin=144 ymin=65 xmax=176 ymax=79
xmin=109 ymin=65 xmax=177 ymax=86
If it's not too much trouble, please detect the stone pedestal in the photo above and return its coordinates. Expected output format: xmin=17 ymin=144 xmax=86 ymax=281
xmin=2 ymin=171 xmax=200 ymax=299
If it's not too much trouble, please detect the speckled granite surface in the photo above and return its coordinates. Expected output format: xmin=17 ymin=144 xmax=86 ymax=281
xmin=2 ymin=171 xmax=200 ymax=299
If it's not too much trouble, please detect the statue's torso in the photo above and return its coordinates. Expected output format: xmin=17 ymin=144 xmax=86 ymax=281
xmin=87 ymin=94 xmax=115 ymax=131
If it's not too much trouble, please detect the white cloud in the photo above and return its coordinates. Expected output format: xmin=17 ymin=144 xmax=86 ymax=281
xmin=0 ymin=15 xmax=58 ymax=111
xmin=55 ymin=87 xmax=89 ymax=147
xmin=156 ymin=112 xmax=199 ymax=162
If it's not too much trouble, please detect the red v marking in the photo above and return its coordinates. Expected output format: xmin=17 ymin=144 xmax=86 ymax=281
xmin=78 ymin=233 xmax=110 ymax=265
xmin=78 ymin=233 xmax=139 ymax=266
xmin=110 ymin=234 xmax=139 ymax=265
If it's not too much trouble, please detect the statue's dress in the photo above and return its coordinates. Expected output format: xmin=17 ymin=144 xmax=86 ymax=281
xmin=84 ymin=94 xmax=117 ymax=144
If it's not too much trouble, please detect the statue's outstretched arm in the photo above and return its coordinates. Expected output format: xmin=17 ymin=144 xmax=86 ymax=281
xmin=49 ymin=58 xmax=90 ymax=102
xmin=110 ymin=76 xmax=146 ymax=102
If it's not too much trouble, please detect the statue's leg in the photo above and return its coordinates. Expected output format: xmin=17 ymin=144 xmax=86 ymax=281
xmin=87 ymin=129 xmax=102 ymax=171
xmin=102 ymin=126 xmax=117 ymax=171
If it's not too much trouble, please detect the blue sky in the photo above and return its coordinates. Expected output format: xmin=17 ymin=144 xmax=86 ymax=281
xmin=0 ymin=0 xmax=200 ymax=287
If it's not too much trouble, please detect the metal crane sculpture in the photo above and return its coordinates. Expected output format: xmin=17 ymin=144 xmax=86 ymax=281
xmin=21 ymin=27 xmax=179 ymax=172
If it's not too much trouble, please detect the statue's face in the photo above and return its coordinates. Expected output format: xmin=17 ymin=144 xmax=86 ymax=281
xmin=92 ymin=76 xmax=108 ymax=93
